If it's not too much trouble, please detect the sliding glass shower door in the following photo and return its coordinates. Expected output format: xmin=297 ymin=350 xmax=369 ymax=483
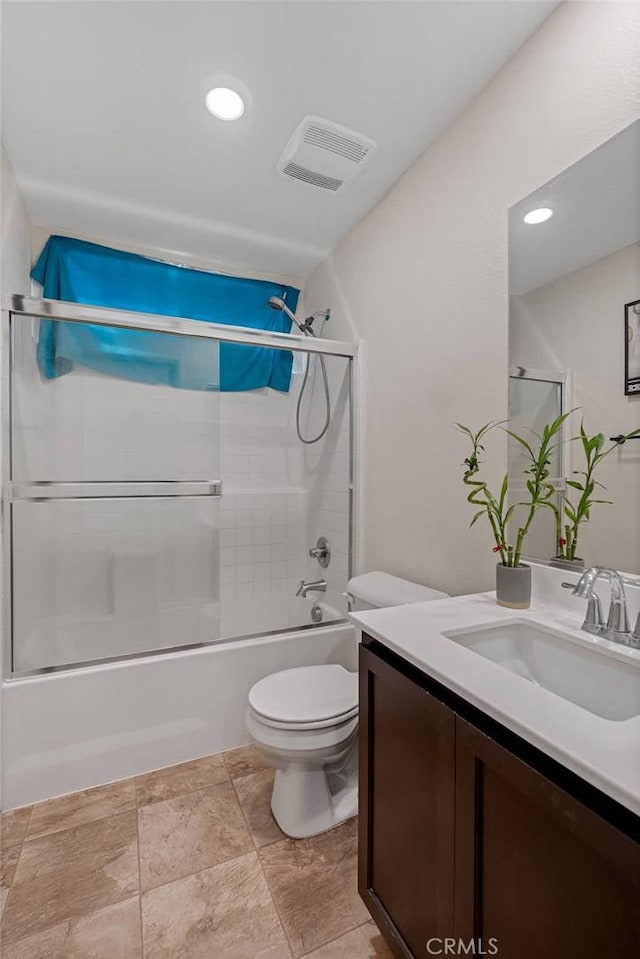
xmin=8 ymin=311 xmax=222 ymax=672
xmin=3 ymin=298 xmax=356 ymax=675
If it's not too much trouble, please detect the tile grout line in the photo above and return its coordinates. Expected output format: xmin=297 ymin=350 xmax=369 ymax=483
xmin=134 ymin=777 xmax=145 ymax=959
xmin=11 ymin=806 xmax=34 ymax=909
xmin=229 ymin=774 xmax=259 ymax=854
xmin=255 ymin=845 xmax=297 ymax=959
xmin=0 ymin=803 xmax=35 ymax=924
xmin=135 ymin=771 xmax=276 ymax=872
xmin=227 ymin=763 xmax=296 ymax=958
xmin=131 ymin=756 xmax=285 ymax=900
xmin=225 ymin=752 xmax=367 ymax=957
xmin=19 ymin=778 xmax=137 ymax=845
xmin=262 ymin=819 xmax=366 ymax=959
xmin=298 ymin=919 xmax=375 ymax=958
xmin=136 ymin=752 xmax=234 ymax=808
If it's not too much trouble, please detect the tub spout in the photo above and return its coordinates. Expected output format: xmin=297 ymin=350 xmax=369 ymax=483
xmin=296 ymin=579 xmax=327 ymax=598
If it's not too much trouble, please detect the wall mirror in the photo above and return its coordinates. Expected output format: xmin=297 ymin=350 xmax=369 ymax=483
xmin=508 ymin=120 xmax=640 ymax=575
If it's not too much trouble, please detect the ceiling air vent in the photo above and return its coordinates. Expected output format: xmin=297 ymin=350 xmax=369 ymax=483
xmin=278 ymin=116 xmax=376 ymax=193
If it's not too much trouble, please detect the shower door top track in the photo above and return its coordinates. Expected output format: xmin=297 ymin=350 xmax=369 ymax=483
xmin=3 ymin=295 xmax=358 ymax=358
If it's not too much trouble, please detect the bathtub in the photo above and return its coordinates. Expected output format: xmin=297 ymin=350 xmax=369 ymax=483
xmin=0 ymin=621 xmax=356 ymax=809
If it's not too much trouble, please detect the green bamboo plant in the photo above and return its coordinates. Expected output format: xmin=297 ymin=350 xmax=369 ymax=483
xmin=554 ymin=423 xmax=640 ymax=562
xmin=455 ymin=413 xmax=570 ymax=568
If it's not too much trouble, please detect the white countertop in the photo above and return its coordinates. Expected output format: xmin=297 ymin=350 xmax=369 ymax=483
xmin=351 ymin=582 xmax=640 ymax=816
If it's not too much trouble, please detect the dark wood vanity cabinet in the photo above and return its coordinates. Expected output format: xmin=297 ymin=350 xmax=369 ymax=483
xmin=359 ymin=638 xmax=640 ymax=959
xmin=358 ymin=642 xmax=455 ymax=956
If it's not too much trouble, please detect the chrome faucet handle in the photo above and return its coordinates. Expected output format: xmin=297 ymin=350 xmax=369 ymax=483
xmin=562 ymin=581 xmax=604 ymax=633
xmin=604 ymin=571 xmax=630 ymax=634
xmin=308 ymin=537 xmax=330 ymax=568
xmin=584 ymin=594 xmax=605 ymax=633
xmin=631 ymin=612 xmax=640 ymax=648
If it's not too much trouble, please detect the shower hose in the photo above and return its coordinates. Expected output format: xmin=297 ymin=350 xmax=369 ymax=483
xmin=297 ymin=327 xmax=331 ymax=445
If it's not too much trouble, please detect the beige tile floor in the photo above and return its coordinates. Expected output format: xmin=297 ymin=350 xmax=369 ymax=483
xmin=0 ymin=746 xmax=392 ymax=958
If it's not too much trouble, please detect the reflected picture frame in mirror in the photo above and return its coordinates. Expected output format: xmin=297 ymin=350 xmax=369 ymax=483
xmin=625 ymin=298 xmax=640 ymax=396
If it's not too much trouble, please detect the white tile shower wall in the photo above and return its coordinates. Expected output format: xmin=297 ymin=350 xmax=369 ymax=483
xmin=218 ymin=375 xmax=312 ymax=635
xmin=297 ymin=354 xmax=352 ymax=619
xmin=11 ymin=317 xmax=221 ymax=482
xmin=218 ymin=490 xmax=309 ymax=635
xmin=217 ymin=352 xmax=353 ymax=632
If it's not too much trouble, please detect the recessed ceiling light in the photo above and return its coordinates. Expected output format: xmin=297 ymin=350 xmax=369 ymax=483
xmin=523 ymin=207 xmax=553 ymax=225
xmin=205 ymin=87 xmax=245 ymax=121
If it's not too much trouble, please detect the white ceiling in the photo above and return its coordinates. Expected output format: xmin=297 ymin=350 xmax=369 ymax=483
xmin=510 ymin=119 xmax=640 ymax=295
xmin=3 ymin=1 xmax=557 ymax=280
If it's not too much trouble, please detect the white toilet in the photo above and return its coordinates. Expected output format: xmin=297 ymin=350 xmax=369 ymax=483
xmin=246 ymin=572 xmax=449 ymax=839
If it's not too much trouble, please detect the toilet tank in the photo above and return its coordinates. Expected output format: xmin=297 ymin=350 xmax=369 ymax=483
xmin=346 ymin=571 xmax=449 ymax=611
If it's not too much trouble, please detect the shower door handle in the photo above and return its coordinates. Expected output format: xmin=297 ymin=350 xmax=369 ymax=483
xmin=10 ymin=481 xmax=223 ymax=500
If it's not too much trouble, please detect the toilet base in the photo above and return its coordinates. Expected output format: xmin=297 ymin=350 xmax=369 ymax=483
xmin=271 ymin=762 xmax=358 ymax=839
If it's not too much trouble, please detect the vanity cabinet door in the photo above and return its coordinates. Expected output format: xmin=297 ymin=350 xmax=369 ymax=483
xmin=359 ymin=643 xmax=456 ymax=959
xmin=454 ymin=719 xmax=640 ymax=959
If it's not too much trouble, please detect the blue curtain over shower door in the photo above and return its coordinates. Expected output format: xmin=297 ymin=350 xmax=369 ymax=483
xmin=31 ymin=235 xmax=301 ymax=392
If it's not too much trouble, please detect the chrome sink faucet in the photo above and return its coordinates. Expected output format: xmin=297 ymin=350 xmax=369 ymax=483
xmin=296 ymin=579 xmax=327 ymax=598
xmin=563 ymin=566 xmax=640 ymax=648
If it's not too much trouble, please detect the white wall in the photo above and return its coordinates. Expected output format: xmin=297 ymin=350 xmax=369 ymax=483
xmin=304 ymin=1 xmax=640 ymax=596
xmin=510 ymin=241 xmax=640 ymax=573
xmin=1 ymin=146 xmax=32 ymax=296
xmin=1 ymin=145 xmax=33 ymax=809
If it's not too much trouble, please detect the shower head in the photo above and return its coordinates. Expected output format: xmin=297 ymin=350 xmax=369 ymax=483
xmin=268 ymin=296 xmax=287 ymax=312
xmin=267 ymin=296 xmax=311 ymax=335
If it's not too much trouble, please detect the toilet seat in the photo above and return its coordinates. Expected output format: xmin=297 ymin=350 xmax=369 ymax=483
xmin=249 ymin=665 xmax=358 ymax=730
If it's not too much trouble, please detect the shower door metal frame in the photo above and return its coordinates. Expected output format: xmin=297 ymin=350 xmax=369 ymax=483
xmin=508 ymin=365 xmax=573 ymax=565
xmin=508 ymin=364 xmax=573 ymax=488
xmin=1 ymin=296 xmax=358 ymax=679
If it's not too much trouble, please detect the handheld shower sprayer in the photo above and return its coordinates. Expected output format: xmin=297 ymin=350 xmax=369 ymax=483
xmin=268 ymin=295 xmax=308 ymax=333
xmin=267 ymin=295 xmax=332 ymax=444
xmin=267 ymin=296 xmax=330 ymax=337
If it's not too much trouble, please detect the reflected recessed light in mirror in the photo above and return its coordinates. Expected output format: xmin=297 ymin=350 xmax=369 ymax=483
xmin=523 ymin=207 xmax=553 ymax=225
xmin=205 ymin=87 xmax=245 ymax=121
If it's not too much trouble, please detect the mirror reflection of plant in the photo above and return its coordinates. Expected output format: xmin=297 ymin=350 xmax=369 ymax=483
xmin=506 ymin=413 xmax=571 ymax=565
xmin=456 ymin=413 xmax=569 ymax=568
xmin=555 ymin=422 xmax=640 ymax=562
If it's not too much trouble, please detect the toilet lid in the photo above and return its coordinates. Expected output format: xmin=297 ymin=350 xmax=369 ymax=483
xmin=249 ymin=665 xmax=358 ymax=725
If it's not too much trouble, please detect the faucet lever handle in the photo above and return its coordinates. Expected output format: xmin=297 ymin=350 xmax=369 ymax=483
xmin=562 ymin=582 xmax=604 ymax=632
xmin=632 ymin=612 xmax=640 ymax=647
xmin=606 ymin=597 xmax=631 ymax=634
xmin=308 ymin=537 xmax=330 ymax=568
xmin=585 ymin=593 xmax=605 ymax=631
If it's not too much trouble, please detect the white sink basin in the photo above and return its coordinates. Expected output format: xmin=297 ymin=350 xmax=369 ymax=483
xmin=442 ymin=619 xmax=640 ymax=722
